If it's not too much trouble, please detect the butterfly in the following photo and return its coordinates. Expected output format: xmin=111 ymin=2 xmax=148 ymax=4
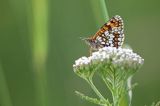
xmin=84 ymin=15 xmax=124 ymax=53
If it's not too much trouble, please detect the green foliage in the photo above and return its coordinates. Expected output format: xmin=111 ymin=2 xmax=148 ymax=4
xmin=75 ymin=91 xmax=111 ymax=106
xmin=150 ymin=101 xmax=160 ymax=106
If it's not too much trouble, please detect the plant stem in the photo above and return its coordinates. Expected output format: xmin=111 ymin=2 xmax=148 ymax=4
xmin=112 ymin=88 xmax=118 ymax=106
xmin=99 ymin=0 xmax=109 ymax=21
xmin=89 ymin=0 xmax=109 ymax=28
xmin=119 ymin=77 xmax=133 ymax=106
xmin=108 ymin=66 xmax=132 ymax=106
xmin=86 ymin=77 xmax=107 ymax=102
xmin=31 ymin=0 xmax=48 ymax=105
xmin=110 ymin=66 xmax=118 ymax=106
xmin=127 ymin=77 xmax=132 ymax=106
xmin=0 ymin=64 xmax=13 ymax=106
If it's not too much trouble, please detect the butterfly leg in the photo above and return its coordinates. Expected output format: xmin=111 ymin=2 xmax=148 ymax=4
xmin=90 ymin=47 xmax=95 ymax=56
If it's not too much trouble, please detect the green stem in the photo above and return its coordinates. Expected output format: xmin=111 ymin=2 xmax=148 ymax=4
xmin=102 ymin=77 xmax=113 ymax=92
xmin=86 ymin=77 xmax=107 ymax=102
xmin=120 ymin=77 xmax=132 ymax=106
xmin=31 ymin=0 xmax=48 ymax=105
xmin=0 ymin=64 xmax=13 ymax=106
xmin=127 ymin=77 xmax=132 ymax=106
xmin=110 ymin=66 xmax=118 ymax=106
xmin=109 ymin=66 xmax=132 ymax=106
xmin=99 ymin=0 xmax=109 ymax=21
xmin=112 ymin=88 xmax=118 ymax=106
xmin=89 ymin=0 xmax=109 ymax=28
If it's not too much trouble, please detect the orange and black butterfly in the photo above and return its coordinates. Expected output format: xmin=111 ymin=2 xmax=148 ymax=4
xmin=84 ymin=15 xmax=124 ymax=53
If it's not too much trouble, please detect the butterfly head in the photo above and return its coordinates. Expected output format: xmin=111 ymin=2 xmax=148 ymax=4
xmin=82 ymin=37 xmax=102 ymax=51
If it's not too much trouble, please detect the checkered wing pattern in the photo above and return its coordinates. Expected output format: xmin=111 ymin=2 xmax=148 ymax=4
xmin=85 ymin=15 xmax=124 ymax=50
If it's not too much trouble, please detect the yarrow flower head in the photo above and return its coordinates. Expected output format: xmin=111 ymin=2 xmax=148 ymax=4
xmin=73 ymin=47 xmax=144 ymax=78
xmin=73 ymin=56 xmax=95 ymax=79
xmin=73 ymin=47 xmax=144 ymax=105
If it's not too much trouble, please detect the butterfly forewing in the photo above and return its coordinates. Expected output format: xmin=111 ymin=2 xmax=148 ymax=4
xmin=86 ymin=15 xmax=124 ymax=50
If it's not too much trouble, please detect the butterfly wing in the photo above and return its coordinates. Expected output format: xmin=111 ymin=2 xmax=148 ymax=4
xmin=88 ymin=15 xmax=124 ymax=49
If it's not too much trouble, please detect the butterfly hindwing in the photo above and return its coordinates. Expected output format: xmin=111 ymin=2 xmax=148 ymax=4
xmin=85 ymin=15 xmax=124 ymax=50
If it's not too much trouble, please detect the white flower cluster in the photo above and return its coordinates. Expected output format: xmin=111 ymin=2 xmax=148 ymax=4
xmin=73 ymin=47 xmax=144 ymax=71
xmin=73 ymin=56 xmax=91 ymax=67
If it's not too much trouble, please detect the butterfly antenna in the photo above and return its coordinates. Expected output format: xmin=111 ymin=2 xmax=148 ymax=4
xmin=79 ymin=37 xmax=87 ymax=41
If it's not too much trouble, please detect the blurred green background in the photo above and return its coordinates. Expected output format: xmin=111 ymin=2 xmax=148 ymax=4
xmin=0 ymin=0 xmax=160 ymax=106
